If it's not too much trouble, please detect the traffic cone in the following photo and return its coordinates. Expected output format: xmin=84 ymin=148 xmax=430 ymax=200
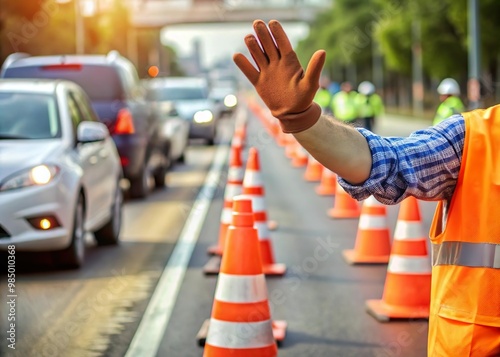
xmin=269 ymin=118 xmax=281 ymax=141
xmin=233 ymin=125 xmax=246 ymax=149
xmin=207 ymin=144 xmax=244 ymax=257
xmin=243 ymin=148 xmax=286 ymax=276
xmin=304 ymin=154 xmax=323 ymax=182
xmin=276 ymin=130 xmax=288 ymax=147
xmin=284 ymin=135 xmax=297 ymax=160
xmin=315 ymin=168 xmax=337 ymax=196
xmin=342 ymin=196 xmax=391 ymax=264
xmin=291 ymin=143 xmax=308 ymax=168
xmin=327 ymin=181 xmax=361 ymax=219
xmin=366 ymin=196 xmax=431 ymax=321
xmin=198 ymin=196 xmax=286 ymax=353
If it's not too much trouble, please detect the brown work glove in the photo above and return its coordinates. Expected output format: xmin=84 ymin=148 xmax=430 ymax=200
xmin=233 ymin=19 xmax=326 ymax=133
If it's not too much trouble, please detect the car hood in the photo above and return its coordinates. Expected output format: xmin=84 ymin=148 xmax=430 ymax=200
xmin=174 ymin=99 xmax=215 ymax=120
xmin=0 ymin=141 xmax=62 ymax=182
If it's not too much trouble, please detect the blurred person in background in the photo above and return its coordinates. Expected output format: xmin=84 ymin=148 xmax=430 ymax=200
xmin=330 ymin=81 xmax=359 ymax=126
xmin=356 ymin=81 xmax=384 ymax=132
xmin=433 ymin=78 xmax=465 ymax=126
xmin=314 ymin=76 xmax=333 ymax=114
xmin=328 ymin=81 xmax=340 ymax=97
xmin=233 ymin=19 xmax=500 ymax=357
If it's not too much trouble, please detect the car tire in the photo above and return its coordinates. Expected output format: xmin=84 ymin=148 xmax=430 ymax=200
xmin=55 ymin=193 xmax=85 ymax=269
xmin=153 ymin=163 xmax=168 ymax=188
xmin=129 ymin=163 xmax=153 ymax=199
xmin=94 ymin=183 xmax=122 ymax=245
xmin=177 ymin=151 xmax=185 ymax=163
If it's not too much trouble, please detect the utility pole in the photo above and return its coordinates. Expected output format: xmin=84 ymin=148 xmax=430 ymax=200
xmin=372 ymin=39 xmax=384 ymax=96
xmin=75 ymin=0 xmax=85 ymax=54
xmin=412 ymin=20 xmax=424 ymax=117
xmin=468 ymin=0 xmax=481 ymax=109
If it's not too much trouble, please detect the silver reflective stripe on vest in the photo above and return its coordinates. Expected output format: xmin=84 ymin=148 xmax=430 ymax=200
xmin=432 ymin=241 xmax=500 ymax=269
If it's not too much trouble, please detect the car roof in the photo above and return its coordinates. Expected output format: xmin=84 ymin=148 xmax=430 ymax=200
xmin=0 ymin=78 xmax=65 ymax=94
xmin=2 ymin=51 xmax=129 ymax=70
xmin=149 ymin=77 xmax=208 ymax=88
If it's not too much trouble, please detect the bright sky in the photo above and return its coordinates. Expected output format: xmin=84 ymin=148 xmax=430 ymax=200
xmin=161 ymin=22 xmax=309 ymax=68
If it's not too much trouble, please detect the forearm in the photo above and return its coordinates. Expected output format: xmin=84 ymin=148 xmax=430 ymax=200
xmin=294 ymin=114 xmax=372 ymax=185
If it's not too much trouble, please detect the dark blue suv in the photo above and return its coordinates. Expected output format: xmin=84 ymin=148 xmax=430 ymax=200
xmin=1 ymin=51 xmax=170 ymax=199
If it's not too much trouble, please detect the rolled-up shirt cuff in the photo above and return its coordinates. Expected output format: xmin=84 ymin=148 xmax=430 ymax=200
xmin=336 ymin=128 xmax=390 ymax=202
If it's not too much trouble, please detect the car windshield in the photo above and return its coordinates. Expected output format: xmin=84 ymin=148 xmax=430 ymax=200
xmin=4 ymin=65 xmax=124 ymax=102
xmin=211 ymin=87 xmax=235 ymax=97
xmin=148 ymin=86 xmax=207 ymax=101
xmin=0 ymin=92 xmax=60 ymax=139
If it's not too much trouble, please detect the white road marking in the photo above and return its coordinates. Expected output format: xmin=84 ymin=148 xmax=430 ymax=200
xmin=124 ymin=143 xmax=229 ymax=357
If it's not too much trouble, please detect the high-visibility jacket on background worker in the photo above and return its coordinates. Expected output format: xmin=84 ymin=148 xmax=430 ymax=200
xmin=314 ymin=88 xmax=333 ymax=114
xmin=356 ymin=93 xmax=384 ymax=119
xmin=428 ymin=105 xmax=500 ymax=356
xmin=330 ymin=90 xmax=359 ymax=123
xmin=433 ymin=96 xmax=465 ymax=126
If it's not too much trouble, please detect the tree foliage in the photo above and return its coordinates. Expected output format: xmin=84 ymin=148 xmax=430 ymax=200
xmin=297 ymin=0 xmax=500 ymax=84
xmin=297 ymin=0 xmax=383 ymax=80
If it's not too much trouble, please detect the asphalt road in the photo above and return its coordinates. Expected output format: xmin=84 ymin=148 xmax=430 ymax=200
xmin=0 ymin=104 xmax=437 ymax=357
xmin=157 ymin=104 xmax=436 ymax=357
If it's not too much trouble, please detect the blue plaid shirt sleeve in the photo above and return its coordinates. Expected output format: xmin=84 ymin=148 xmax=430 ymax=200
xmin=338 ymin=114 xmax=465 ymax=205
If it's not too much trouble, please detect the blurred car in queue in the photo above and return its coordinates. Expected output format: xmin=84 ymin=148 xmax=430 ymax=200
xmin=209 ymin=81 xmax=238 ymax=115
xmin=151 ymin=77 xmax=220 ymax=145
xmin=144 ymin=78 xmax=189 ymax=163
xmin=1 ymin=51 xmax=170 ymax=198
xmin=0 ymin=79 xmax=123 ymax=269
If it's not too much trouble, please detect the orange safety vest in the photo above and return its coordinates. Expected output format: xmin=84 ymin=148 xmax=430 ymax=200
xmin=429 ymin=105 xmax=500 ymax=356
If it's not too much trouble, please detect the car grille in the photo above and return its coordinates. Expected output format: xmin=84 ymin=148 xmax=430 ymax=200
xmin=0 ymin=225 xmax=10 ymax=239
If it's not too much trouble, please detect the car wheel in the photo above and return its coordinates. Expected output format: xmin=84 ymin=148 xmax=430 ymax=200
xmin=94 ymin=183 xmax=122 ymax=245
xmin=129 ymin=163 xmax=153 ymax=199
xmin=153 ymin=163 xmax=168 ymax=188
xmin=177 ymin=151 xmax=185 ymax=163
xmin=55 ymin=194 xmax=85 ymax=269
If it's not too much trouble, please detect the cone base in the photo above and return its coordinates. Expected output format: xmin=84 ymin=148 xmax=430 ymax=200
xmin=315 ymin=186 xmax=335 ymax=196
xmin=203 ymin=256 xmax=222 ymax=275
xmin=204 ymin=257 xmax=286 ymax=277
xmin=196 ymin=319 xmax=287 ymax=347
xmin=268 ymin=220 xmax=278 ymax=231
xmin=328 ymin=208 xmax=360 ymax=219
xmin=272 ymin=320 xmax=287 ymax=346
xmin=342 ymin=249 xmax=390 ymax=265
xmin=263 ymin=263 xmax=287 ymax=276
xmin=292 ymin=160 xmax=307 ymax=168
xmin=206 ymin=244 xmax=223 ymax=256
xmin=304 ymin=173 xmax=322 ymax=182
xmin=365 ymin=299 xmax=430 ymax=322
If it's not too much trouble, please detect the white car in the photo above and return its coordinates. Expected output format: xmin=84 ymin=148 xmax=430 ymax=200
xmin=0 ymin=79 xmax=123 ymax=268
xmin=149 ymin=77 xmax=220 ymax=145
xmin=209 ymin=81 xmax=239 ymax=115
xmin=145 ymin=80 xmax=190 ymax=163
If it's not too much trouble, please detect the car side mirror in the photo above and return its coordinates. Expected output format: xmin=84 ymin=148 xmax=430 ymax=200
xmin=77 ymin=121 xmax=109 ymax=143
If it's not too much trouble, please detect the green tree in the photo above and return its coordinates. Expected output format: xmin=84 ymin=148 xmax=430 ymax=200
xmin=297 ymin=0 xmax=383 ymax=82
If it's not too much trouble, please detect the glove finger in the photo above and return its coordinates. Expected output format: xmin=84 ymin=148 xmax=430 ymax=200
xmin=244 ymin=34 xmax=269 ymax=70
xmin=253 ymin=20 xmax=280 ymax=62
xmin=233 ymin=53 xmax=259 ymax=85
xmin=268 ymin=20 xmax=293 ymax=57
xmin=304 ymin=50 xmax=326 ymax=86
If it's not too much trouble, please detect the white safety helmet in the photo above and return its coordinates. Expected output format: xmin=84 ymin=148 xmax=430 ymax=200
xmin=358 ymin=81 xmax=376 ymax=95
xmin=437 ymin=78 xmax=460 ymax=96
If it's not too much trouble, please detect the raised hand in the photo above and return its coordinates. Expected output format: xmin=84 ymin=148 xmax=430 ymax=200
xmin=233 ymin=19 xmax=326 ymax=133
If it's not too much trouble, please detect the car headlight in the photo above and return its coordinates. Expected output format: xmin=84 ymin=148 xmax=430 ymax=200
xmin=193 ymin=110 xmax=214 ymax=123
xmin=0 ymin=165 xmax=60 ymax=192
xmin=224 ymin=94 xmax=238 ymax=108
